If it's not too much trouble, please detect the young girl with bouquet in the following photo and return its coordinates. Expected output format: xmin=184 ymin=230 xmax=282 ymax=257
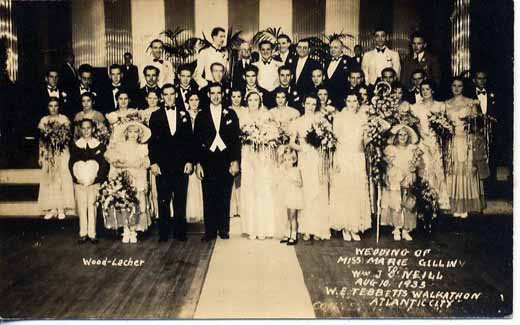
xmin=104 ymin=120 xmax=151 ymax=243
xmin=381 ymin=124 xmax=423 ymax=241
xmin=38 ymin=97 xmax=76 ymax=220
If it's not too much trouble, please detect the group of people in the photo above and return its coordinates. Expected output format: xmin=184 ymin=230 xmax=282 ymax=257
xmin=36 ymin=26 xmax=495 ymax=245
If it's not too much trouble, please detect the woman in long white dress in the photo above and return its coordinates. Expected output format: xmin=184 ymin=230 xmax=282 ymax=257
xmin=239 ymin=91 xmax=277 ymax=239
xmin=410 ymin=79 xmax=450 ymax=210
xmin=185 ymin=91 xmax=204 ymax=223
xmin=329 ymin=92 xmax=372 ymax=241
xmin=289 ymin=95 xmax=331 ymax=240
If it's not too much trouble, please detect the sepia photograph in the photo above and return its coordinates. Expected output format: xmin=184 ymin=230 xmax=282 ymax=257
xmin=0 ymin=0 xmax=514 ymax=320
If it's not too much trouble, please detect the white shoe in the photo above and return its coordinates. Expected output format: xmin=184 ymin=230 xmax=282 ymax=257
xmin=122 ymin=229 xmax=130 ymax=243
xmin=342 ymin=230 xmax=352 ymax=241
xmin=460 ymin=212 xmax=468 ymax=219
xmin=57 ymin=212 xmax=66 ymax=220
xmin=43 ymin=211 xmax=55 ymax=220
xmin=350 ymin=231 xmax=361 ymax=241
xmin=402 ymin=230 xmax=413 ymax=241
xmin=129 ymin=231 xmax=137 ymax=244
xmin=393 ymin=230 xmax=401 ymax=241
xmin=302 ymin=234 xmax=310 ymax=241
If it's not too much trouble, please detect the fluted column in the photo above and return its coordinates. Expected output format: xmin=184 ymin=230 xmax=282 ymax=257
xmin=325 ymin=0 xmax=360 ymax=55
xmin=71 ymin=0 xmax=107 ymax=67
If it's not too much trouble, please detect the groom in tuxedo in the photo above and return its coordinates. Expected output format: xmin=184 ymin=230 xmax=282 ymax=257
xmin=149 ymin=83 xmax=194 ymax=242
xmin=194 ymin=82 xmax=241 ymax=241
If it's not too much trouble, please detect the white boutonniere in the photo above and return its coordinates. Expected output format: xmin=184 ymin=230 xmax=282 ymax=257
xmin=293 ymin=91 xmax=298 ymax=96
xmin=490 ymin=93 xmax=495 ymax=99
xmin=92 ymin=92 xmax=97 ymax=97
xmin=225 ymin=88 xmax=230 ymax=94
xmin=342 ymin=59 xmax=347 ymax=65
xmin=95 ymin=150 xmax=101 ymax=154
xmin=182 ymin=117 xmax=188 ymax=123
xmin=61 ymin=91 xmax=67 ymax=98
xmin=180 ymin=110 xmax=186 ymax=116
xmin=226 ymin=119 xmax=232 ymax=125
xmin=223 ymin=109 xmax=229 ymax=116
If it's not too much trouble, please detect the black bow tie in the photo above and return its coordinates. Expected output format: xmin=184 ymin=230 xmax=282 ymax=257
xmin=477 ymin=89 xmax=487 ymax=96
xmin=263 ymin=59 xmax=272 ymax=65
xmin=165 ymin=106 xmax=175 ymax=111
xmin=153 ymin=58 xmax=164 ymax=64
xmin=331 ymin=57 xmax=340 ymax=62
xmin=80 ymin=86 xmax=89 ymax=91
xmin=414 ymin=89 xmax=420 ymax=94
xmin=48 ymin=87 xmax=57 ymax=92
xmin=112 ymin=85 xmax=120 ymax=90
xmin=376 ymin=47 xmax=386 ymax=53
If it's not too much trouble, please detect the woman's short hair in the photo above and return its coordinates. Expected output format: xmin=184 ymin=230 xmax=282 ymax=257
xmin=245 ymin=91 xmax=263 ymax=107
xmin=115 ymin=88 xmax=131 ymax=100
xmin=185 ymin=90 xmax=200 ymax=104
xmin=47 ymin=97 xmax=60 ymax=107
xmin=77 ymin=118 xmax=96 ymax=131
xmin=303 ymin=94 xmax=320 ymax=111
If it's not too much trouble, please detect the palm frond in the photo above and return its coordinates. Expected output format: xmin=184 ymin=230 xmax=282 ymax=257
xmin=324 ymin=31 xmax=355 ymax=42
xmin=225 ymin=27 xmax=244 ymax=52
xmin=302 ymin=36 xmax=331 ymax=65
xmin=252 ymin=26 xmax=283 ymax=46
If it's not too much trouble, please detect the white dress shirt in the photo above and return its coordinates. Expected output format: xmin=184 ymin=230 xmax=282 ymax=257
xmin=476 ymin=88 xmax=488 ymax=114
xmin=280 ymin=51 xmax=289 ymax=64
xmin=295 ymin=56 xmax=308 ymax=82
xmin=327 ymin=57 xmax=341 ymax=78
xmin=47 ymin=86 xmax=60 ymax=98
xmin=79 ymin=85 xmax=90 ymax=95
xmin=254 ymin=58 xmax=282 ymax=91
xmin=209 ymin=104 xmax=227 ymax=152
xmin=165 ymin=107 xmax=177 ymax=136
xmin=111 ymin=84 xmax=121 ymax=108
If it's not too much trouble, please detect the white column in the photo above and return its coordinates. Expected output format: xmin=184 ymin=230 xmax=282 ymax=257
xmin=325 ymin=0 xmax=360 ymax=56
xmin=259 ymin=0 xmax=292 ymax=38
xmin=71 ymin=0 xmax=107 ymax=67
xmin=131 ymin=0 xmax=165 ymax=77
xmin=194 ymin=0 xmax=228 ymax=38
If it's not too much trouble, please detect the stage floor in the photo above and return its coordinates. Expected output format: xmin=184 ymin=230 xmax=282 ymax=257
xmin=0 ymin=214 xmax=513 ymax=319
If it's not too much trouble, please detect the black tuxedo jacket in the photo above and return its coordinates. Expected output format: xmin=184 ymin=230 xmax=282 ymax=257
xmin=231 ymin=58 xmax=255 ymax=90
xmin=175 ymin=82 xmax=199 ymax=111
xmin=325 ymin=55 xmax=351 ymax=107
xmin=98 ymin=85 xmax=124 ymax=114
xmin=193 ymin=105 xmax=241 ymax=168
xmin=468 ymin=86 xmax=498 ymax=118
xmin=134 ymin=85 xmax=161 ymax=110
xmin=273 ymin=51 xmax=298 ymax=67
xmin=350 ymin=56 xmax=363 ymax=70
xmin=401 ymin=51 xmax=441 ymax=89
xmin=122 ymin=64 xmax=139 ymax=91
xmin=148 ymin=107 xmax=194 ymax=173
xmin=290 ymin=57 xmax=322 ymax=96
xmin=37 ymin=84 xmax=72 ymax=117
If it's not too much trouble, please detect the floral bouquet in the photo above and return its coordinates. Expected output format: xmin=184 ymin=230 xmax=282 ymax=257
xmin=93 ymin=122 xmax=111 ymax=146
xmin=39 ymin=120 xmax=71 ymax=165
xmin=305 ymin=114 xmax=337 ymax=151
xmin=241 ymin=118 xmax=289 ymax=147
xmin=461 ymin=113 xmax=497 ymax=135
xmin=96 ymin=170 xmax=139 ymax=229
xmin=409 ymin=176 xmax=439 ymax=236
xmin=429 ymin=111 xmax=454 ymax=141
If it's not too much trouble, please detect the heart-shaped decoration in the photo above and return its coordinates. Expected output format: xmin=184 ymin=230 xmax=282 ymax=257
xmin=73 ymin=160 xmax=99 ymax=186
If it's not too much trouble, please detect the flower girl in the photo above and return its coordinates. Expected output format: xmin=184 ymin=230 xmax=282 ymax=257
xmin=104 ymin=120 xmax=151 ymax=243
xmin=38 ymin=98 xmax=76 ymax=220
xmin=381 ymin=124 xmax=423 ymax=241
xmin=278 ymin=146 xmax=304 ymax=245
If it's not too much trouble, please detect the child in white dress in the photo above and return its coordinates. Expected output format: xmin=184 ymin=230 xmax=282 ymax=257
xmin=278 ymin=146 xmax=304 ymax=245
xmin=104 ymin=120 xmax=151 ymax=243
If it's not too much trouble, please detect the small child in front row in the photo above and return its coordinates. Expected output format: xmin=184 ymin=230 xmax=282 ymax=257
xmin=69 ymin=119 xmax=109 ymax=244
xmin=104 ymin=121 xmax=151 ymax=243
xmin=278 ymin=146 xmax=304 ymax=246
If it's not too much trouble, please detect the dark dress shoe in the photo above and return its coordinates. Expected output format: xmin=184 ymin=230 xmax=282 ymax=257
xmin=219 ymin=233 xmax=230 ymax=239
xmin=77 ymin=236 xmax=88 ymax=244
xmin=90 ymin=238 xmax=99 ymax=244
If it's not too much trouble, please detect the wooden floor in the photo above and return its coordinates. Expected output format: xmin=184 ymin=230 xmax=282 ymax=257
xmin=0 ymin=219 xmax=214 ymax=319
xmin=294 ymin=214 xmax=513 ymax=318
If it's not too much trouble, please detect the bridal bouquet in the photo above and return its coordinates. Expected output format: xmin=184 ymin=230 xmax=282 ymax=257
xmin=429 ymin=111 xmax=454 ymax=142
xmin=39 ymin=120 xmax=71 ymax=164
xmin=305 ymin=114 xmax=337 ymax=151
xmin=97 ymin=170 xmax=139 ymax=214
xmin=240 ymin=118 xmax=288 ymax=147
xmin=461 ymin=113 xmax=497 ymax=135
